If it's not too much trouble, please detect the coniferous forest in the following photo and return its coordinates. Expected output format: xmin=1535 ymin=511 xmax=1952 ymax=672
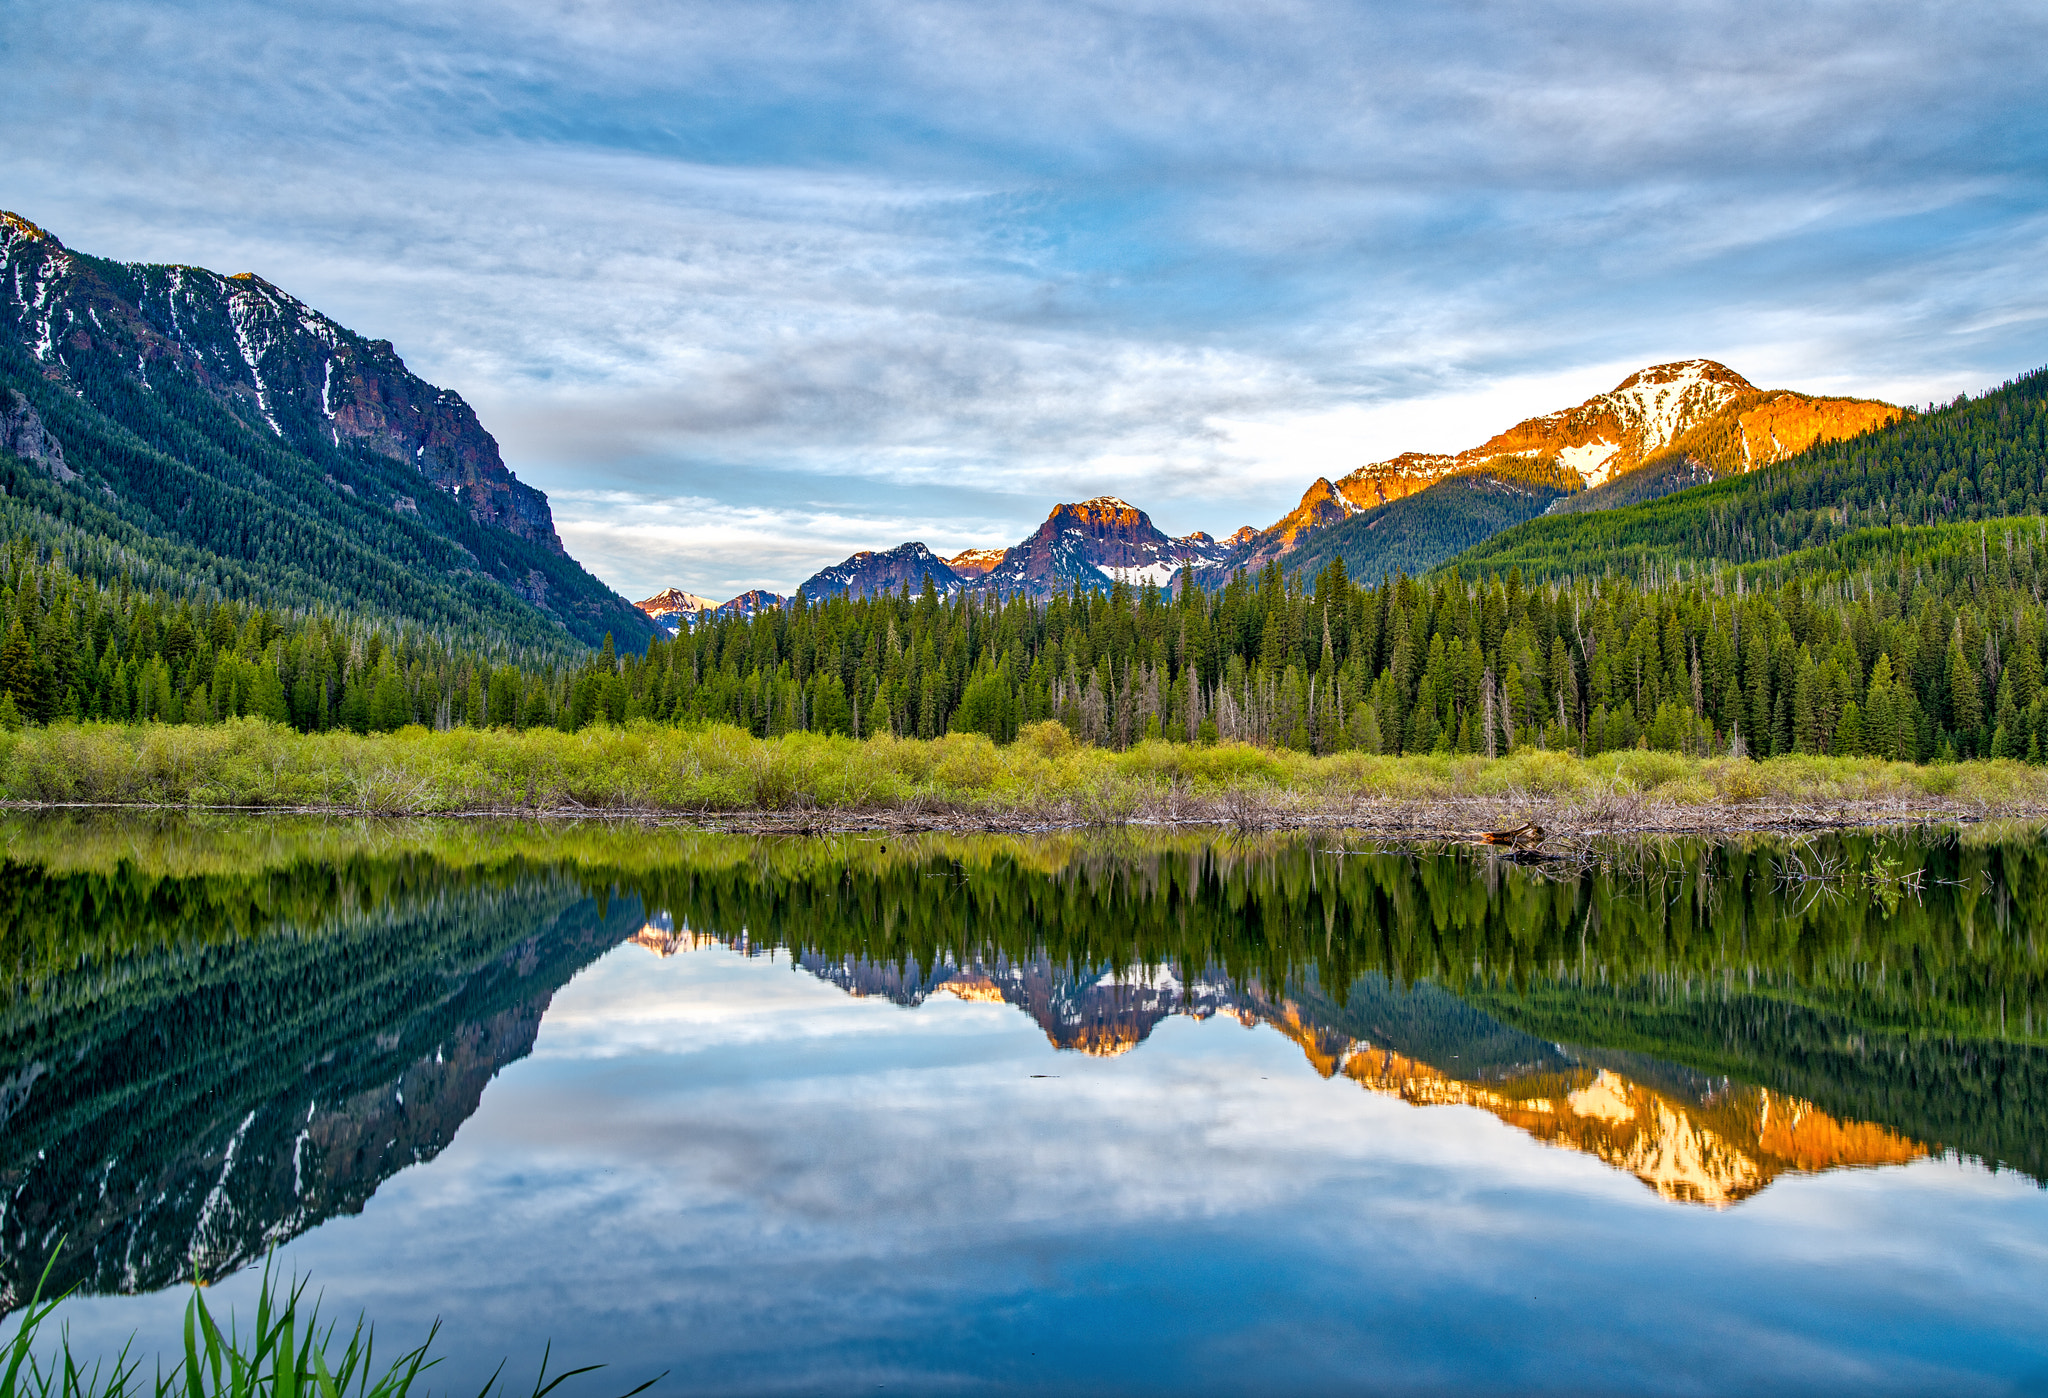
xmin=5 ymin=367 xmax=2048 ymax=768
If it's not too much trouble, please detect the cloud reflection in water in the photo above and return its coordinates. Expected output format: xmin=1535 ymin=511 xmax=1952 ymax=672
xmin=45 ymin=935 xmax=2048 ymax=1396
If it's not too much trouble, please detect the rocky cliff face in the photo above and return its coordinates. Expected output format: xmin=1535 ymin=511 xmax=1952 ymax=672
xmin=1714 ymin=390 xmax=1903 ymax=472
xmin=799 ymin=541 xmax=966 ymax=601
xmin=0 ymin=387 xmax=74 ymax=483
xmin=0 ymin=211 xmax=561 ymax=551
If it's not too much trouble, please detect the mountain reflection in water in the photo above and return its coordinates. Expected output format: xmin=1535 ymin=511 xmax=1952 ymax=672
xmin=4 ymin=815 xmax=2046 ymax=1318
xmin=635 ymin=922 xmax=1932 ymax=1207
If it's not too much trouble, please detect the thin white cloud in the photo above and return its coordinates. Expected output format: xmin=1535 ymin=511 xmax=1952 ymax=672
xmin=4 ymin=0 xmax=2047 ymax=598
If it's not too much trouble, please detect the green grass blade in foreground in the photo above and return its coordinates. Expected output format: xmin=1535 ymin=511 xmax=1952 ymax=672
xmin=1 ymin=1256 xmax=660 ymax=1398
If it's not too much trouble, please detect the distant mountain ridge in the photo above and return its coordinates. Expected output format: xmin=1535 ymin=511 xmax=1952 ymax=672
xmin=0 ymin=210 xmax=653 ymax=650
xmin=634 ymin=361 xmax=1902 ymax=616
xmin=1216 ymin=359 xmax=1904 ymax=588
xmin=639 ymin=497 xmax=1247 ymax=629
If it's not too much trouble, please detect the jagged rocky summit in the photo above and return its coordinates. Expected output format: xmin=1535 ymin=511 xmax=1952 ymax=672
xmin=634 ymin=586 xmax=719 ymax=632
xmin=798 ymin=541 xmax=965 ymax=602
xmin=971 ymin=496 xmax=1238 ymax=598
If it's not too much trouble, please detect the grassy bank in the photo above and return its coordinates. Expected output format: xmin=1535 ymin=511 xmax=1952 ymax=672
xmin=3 ymin=718 xmax=2047 ymax=830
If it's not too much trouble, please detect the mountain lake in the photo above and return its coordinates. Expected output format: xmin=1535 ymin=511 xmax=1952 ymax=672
xmin=4 ymin=815 xmax=2047 ymax=1396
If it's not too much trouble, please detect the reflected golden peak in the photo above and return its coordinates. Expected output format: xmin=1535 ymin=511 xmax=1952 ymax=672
xmin=1052 ymin=1023 xmax=1146 ymax=1057
xmin=1566 ymin=1070 xmax=1638 ymax=1124
xmin=1753 ymin=1091 xmax=1925 ymax=1172
xmin=941 ymin=976 xmax=1008 ymax=1003
xmin=630 ymin=923 xmax=713 ymax=957
xmin=1332 ymin=1051 xmax=1927 ymax=1208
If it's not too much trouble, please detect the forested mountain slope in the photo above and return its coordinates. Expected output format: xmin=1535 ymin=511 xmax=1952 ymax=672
xmin=1280 ymin=456 xmax=1579 ymax=585
xmin=1453 ymin=369 xmax=2048 ymax=580
xmin=0 ymin=211 xmax=651 ymax=652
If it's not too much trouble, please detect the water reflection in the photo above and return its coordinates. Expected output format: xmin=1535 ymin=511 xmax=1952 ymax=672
xmin=637 ymin=932 xmax=1933 ymax=1208
xmin=3 ymin=816 xmax=2045 ymax=1321
xmin=0 ymin=847 xmax=647 ymax=1310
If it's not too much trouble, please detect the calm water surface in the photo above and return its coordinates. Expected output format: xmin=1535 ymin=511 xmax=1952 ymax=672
xmin=4 ymin=817 xmax=2048 ymax=1396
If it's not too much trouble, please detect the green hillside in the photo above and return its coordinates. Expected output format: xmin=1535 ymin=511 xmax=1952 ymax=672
xmin=1450 ymin=368 xmax=2048 ymax=580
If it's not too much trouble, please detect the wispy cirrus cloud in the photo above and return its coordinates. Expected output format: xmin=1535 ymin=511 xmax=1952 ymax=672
xmin=5 ymin=0 xmax=2047 ymax=597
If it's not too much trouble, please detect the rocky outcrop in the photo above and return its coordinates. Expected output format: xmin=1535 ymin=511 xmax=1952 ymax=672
xmin=0 ymin=387 xmax=74 ymax=483
xmin=944 ymin=547 xmax=1009 ymax=579
xmin=1720 ymin=391 xmax=1903 ymax=470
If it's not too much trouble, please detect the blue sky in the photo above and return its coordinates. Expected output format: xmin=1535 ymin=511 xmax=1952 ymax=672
xmin=7 ymin=0 xmax=2048 ymax=599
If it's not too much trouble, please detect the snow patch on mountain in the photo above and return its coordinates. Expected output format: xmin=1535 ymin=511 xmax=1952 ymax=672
xmin=1097 ymin=561 xmax=1182 ymax=588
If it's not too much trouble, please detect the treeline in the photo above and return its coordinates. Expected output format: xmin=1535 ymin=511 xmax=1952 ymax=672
xmin=18 ymin=507 xmax=2048 ymax=767
xmin=0 ymin=538 xmax=567 ymax=731
xmin=566 ymin=511 xmax=2048 ymax=763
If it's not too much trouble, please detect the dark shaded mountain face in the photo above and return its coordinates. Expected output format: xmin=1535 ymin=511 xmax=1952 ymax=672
xmin=799 ymin=541 xmax=965 ymax=601
xmin=717 ymin=589 xmax=788 ymax=620
xmin=976 ymin=497 xmax=1235 ymax=598
xmin=1282 ymin=464 xmax=1573 ymax=586
xmin=0 ymin=211 xmax=652 ymax=650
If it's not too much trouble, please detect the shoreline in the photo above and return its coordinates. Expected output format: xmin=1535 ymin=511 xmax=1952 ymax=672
xmin=0 ymin=792 xmax=2023 ymax=838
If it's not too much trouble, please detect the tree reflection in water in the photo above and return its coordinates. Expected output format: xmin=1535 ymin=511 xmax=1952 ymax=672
xmin=4 ymin=815 xmax=2044 ymax=1314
